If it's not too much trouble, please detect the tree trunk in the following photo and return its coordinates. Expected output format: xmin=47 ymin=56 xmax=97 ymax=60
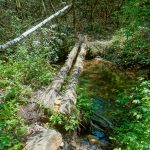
xmin=59 ymin=36 xmax=87 ymax=114
xmin=0 ymin=5 xmax=71 ymax=50
xmin=38 ymin=39 xmax=83 ymax=108
xmin=24 ymin=126 xmax=62 ymax=150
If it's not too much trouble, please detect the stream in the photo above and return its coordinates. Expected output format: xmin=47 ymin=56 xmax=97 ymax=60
xmin=78 ymin=58 xmax=141 ymax=150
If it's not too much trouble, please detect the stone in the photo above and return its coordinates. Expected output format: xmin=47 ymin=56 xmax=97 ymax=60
xmin=87 ymin=135 xmax=99 ymax=144
xmin=81 ymin=139 xmax=89 ymax=145
xmin=87 ymin=135 xmax=108 ymax=148
xmin=91 ymin=130 xmax=105 ymax=139
xmin=24 ymin=127 xmax=62 ymax=150
xmin=90 ymin=145 xmax=98 ymax=150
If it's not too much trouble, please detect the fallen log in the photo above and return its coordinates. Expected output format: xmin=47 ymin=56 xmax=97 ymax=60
xmin=87 ymin=40 xmax=113 ymax=58
xmin=24 ymin=125 xmax=62 ymax=150
xmin=38 ymin=40 xmax=82 ymax=108
xmin=59 ymin=36 xmax=87 ymax=114
xmin=0 ymin=5 xmax=71 ymax=50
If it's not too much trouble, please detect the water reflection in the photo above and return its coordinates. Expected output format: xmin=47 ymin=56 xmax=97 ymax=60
xmin=80 ymin=59 xmax=137 ymax=101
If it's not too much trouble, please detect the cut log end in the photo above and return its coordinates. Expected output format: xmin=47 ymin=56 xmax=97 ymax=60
xmin=24 ymin=126 xmax=62 ymax=150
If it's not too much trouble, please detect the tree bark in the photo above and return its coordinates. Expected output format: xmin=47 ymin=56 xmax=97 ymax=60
xmin=24 ymin=126 xmax=62 ymax=150
xmin=0 ymin=5 xmax=71 ymax=51
xmin=38 ymin=39 xmax=83 ymax=108
xmin=59 ymin=36 xmax=87 ymax=114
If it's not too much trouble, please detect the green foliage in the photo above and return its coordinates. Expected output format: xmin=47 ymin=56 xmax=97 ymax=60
xmin=77 ymin=86 xmax=93 ymax=120
xmin=0 ymin=9 xmax=76 ymax=148
xmin=49 ymin=108 xmax=79 ymax=131
xmin=111 ymin=0 xmax=150 ymax=67
xmin=0 ymin=35 xmax=56 ymax=149
xmin=0 ymin=99 xmax=27 ymax=150
xmin=112 ymin=27 xmax=150 ymax=67
xmin=83 ymin=21 xmax=102 ymax=35
xmin=111 ymin=78 xmax=150 ymax=150
xmin=0 ymin=49 xmax=55 ymax=89
xmin=117 ymin=0 xmax=149 ymax=28
xmin=48 ymin=24 xmax=76 ymax=62
xmin=0 ymin=8 xmax=36 ymax=43
xmin=49 ymin=86 xmax=93 ymax=131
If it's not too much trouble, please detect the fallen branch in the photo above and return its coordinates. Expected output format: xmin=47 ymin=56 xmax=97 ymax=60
xmin=0 ymin=5 xmax=71 ymax=50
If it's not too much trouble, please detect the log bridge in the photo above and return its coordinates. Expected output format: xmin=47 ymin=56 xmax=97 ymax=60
xmin=37 ymin=35 xmax=87 ymax=114
xmin=24 ymin=36 xmax=87 ymax=150
xmin=0 ymin=4 xmax=88 ymax=148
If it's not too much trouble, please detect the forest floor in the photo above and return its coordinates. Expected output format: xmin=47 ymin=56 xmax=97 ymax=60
xmin=1 ymin=33 xmax=148 ymax=150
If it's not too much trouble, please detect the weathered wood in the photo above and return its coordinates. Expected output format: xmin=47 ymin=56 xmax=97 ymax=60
xmin=0 ymin=5 xmax=71 ymax=50
xmin=24 ymin=125 xmax=62 ymax=150
xmin=87 ymin=40 xmax=113 ymax=57
xmin=59 ymin=36 xmax=87 ymax=114
xmin=38 ymin=41 xmax=82 ymax=108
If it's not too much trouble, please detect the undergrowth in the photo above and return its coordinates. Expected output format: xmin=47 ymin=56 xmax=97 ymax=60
xmin=48 ymin=86 xmax=93 ymax=132
xmin=0 ymin=22 xmax=76 ymax=148
xmin=106 ymin=0 xmax=150 ymax=68
xmin=0 ymin=47 xmax=55 ymax=149
xmin=111 ymin=78 xmax=150 ymax=150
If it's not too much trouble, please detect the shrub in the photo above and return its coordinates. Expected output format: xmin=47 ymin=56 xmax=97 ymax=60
xmin=0 ymin=40 xmax=55 ymax=149
xmin=48 ymin=86 xmax=93 ymax=131
xmin=111 ymin=78 xmax=150 ymax=150
xmin=109 ymin=0 xmax=150 ymax=68
xmin=0 ymin=99 xmax=27 ymax=150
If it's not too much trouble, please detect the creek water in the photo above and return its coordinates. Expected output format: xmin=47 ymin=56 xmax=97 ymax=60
xmin=78 ymin=58 xmax=141 ymax=149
